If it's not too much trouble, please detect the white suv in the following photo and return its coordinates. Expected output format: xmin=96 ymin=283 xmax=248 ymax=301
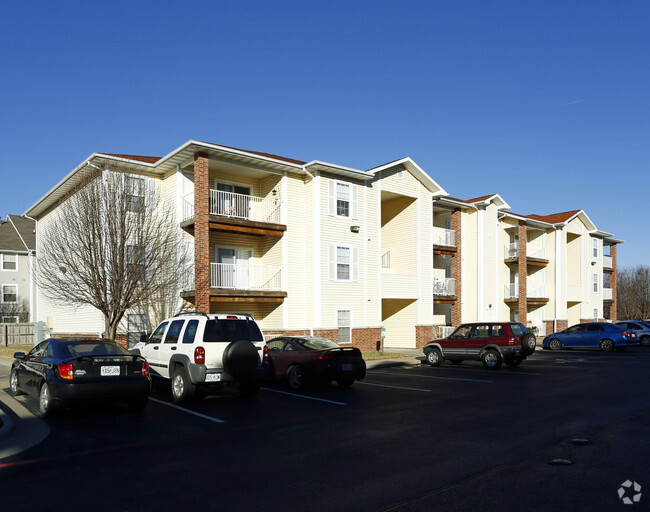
xmin=131 ymin=312 xmax=266 ymax=402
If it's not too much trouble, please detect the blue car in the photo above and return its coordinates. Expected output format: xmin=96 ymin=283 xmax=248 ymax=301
xmin=543 ymin=322 xmax=639 ymax=352
xmin=615 ymin=320 xmax=650 ymax=347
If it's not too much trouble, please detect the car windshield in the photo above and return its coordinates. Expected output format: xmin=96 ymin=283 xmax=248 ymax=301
xmin=62 ymin=341 xmax=129 ymax=358
xmin=203 ymin=319 xmax=264 ymax=342
xmin=297 ymin=337 xmax=340 ymax=350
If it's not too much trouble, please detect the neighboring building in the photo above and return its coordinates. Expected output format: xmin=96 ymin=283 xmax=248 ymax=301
xmin=0 ymin=215 xmax=36 ymax=323
xmin=24 ymin=141 xmax=622 ymax=349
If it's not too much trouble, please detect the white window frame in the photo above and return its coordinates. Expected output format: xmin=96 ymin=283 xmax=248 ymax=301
xmin=1 ymin=316 xmax=18 ymax=323
xmin=593 ymin=308 xmax=599 ymax=320
xmin=592 ymin=239 xmax=598 ymax=258
xmin=328 ymin=179 xmax=358 ymax=219
xmin=1 ymin=284 xmax=17 ymax=304
xmin=329 ymin=245 xmax=358 ymax=282
xmin=593 ymin=273 xmax=599 ymax=293
xmin=337 ymin=308 xmax=352 ymax=344
xmin=1 ymin=253 xmax=17 ymax=271
xmin=125 ymin=175 xmax=146 ymax=213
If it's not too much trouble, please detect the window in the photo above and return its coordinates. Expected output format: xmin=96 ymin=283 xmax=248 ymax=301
xmin=592 ymin=239 xmax=598 ymax=258
xmin=1 ymin=253 xmax=17 ymax=271
xmin=329 ymin=180 xmax=358 ymax=218
xmin=1 ymin=316 xmax=18 ymax=323
xmin=164 ymin=320 xmax=185 ymax=343
xmin=593 ymin=309 xmax=599 ymax=321
xmin=2 ymin=285 xmax=17 ymax=303
xmin=126 ymin=176 xmax=146 ymax=213
xmin=182 ymin=320 xmax=199 ymax=344
xmin=149 ymin=322 xmax=168 ymax=344
xmin=593 ymin=273 xmax=599 ymax=293
xmin=329 ymin=245 xmax=358 ymax=281
xmin=337 ymin=309 xmax=351 ymax=344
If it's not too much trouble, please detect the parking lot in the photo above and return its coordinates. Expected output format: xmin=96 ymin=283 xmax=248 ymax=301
xmin=2 ymin=348 xmax=650 ymax=511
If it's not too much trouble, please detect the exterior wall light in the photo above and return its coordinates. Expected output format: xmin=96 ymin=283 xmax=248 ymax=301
xmin=351 ymin=226 xmax=360 ymax=233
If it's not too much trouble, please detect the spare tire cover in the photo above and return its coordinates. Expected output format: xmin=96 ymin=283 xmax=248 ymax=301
xmin=522 ymin=333 xmax=536 ymax=356
xmin=223 ymin=339 xmax=259 ymax=381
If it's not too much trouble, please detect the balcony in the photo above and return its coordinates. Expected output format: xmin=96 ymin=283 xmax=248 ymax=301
xmin=504 ymin=283 xmax=548 ymax=304
xmin=381 ymin=249 xmax=391 ymax=271
xmin=181 ymin=189 xmax=285 ymax=237
xmin=433 ymin=227 xmax=455 ymax=248
xmin=604 ymin=287 xmax=613 ymax=301
xmin=433 ymin=277 xmax=456 ymax=296
xmin=603 ymin=255 xmax=614 ymax=271
xmin=504 ymin=243 xmax=548 ymax=265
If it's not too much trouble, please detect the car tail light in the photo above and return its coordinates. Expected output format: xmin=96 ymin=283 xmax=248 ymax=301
xmin=142 ymin=361 xmax=150 ymax=377
xmin=58 ymin=363 xmax=74 ymax=380
xmin=621 ymin=331 xmax=632 ymax=338
xmin=509 ymin=338 xmax=517 ymax=346
xmin=194 ymin=346 xmax=206 ymax=364
xmin=263 ymin=345 xmax=269 ymax=362
xmin=313 ymin=353 xmax=335 ymax=361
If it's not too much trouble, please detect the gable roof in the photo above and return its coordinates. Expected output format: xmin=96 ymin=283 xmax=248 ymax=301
xmin=525 ymin=210 xmax=582 ymax=224
xmin=0 ymin=215 xmax=35 ymax=252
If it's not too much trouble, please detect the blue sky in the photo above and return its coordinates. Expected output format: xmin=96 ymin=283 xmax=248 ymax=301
xmin=1 ymin=1 xmax=648 ymax=266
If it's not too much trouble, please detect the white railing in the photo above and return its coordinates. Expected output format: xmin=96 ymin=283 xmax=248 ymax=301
xmin=381 ymin=249 xmax=391 ymax=269
xmin=437 ymin=326 xmax=455 ymax=338
xmin=210 ymin=262 xmax=282 ymax=291
xmin=433 ymin=278 xmax=455 ymax=296
xmin=604 ymin=287 xmax=613 ymax=300
xmin=505 ymin=243 xmax=518 ymax=259
xmin=527 ymin=284 xmax=546 ymax=298
xmin=603 ymin=255 xmax=613 ymax=269
xmin=504 ymin=243 xmax=547 ymax=260
xmin=433 ymin=227 xmax=455 ymax=247
xmin=181 ymin=190 xmax=281 ymax=223
xmin=505 ymin=283 xmax=518 ymax=299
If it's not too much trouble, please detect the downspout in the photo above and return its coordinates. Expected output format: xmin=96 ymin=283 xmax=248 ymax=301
xmin=19 ymin=215 xmax=37 ymax=323
xmin=303 ymin=166 xmax=316 ymax=336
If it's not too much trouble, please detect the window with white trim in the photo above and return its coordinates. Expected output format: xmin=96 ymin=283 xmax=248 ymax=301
xmin=329 ymin=245 xmax=358 ymax=281
xmin=1 ymin=253 xmax=17 ymax=271
xmin=592 ymin=239 xmax=598 ymax=258
xmin=1 ymin=316 xmax=18 ymax=323
xmin=337 ymin=309 xmax=351 ymax=344
xmin=328 ymin=179 xmax=358 ymax=218
xmin=126 ymin=175 xmax=146 ymax=213
xmin=593 ymin=308 xmax=598 ymax=320
xmin=593 ymin=273 xmax=599 ymax=293
xmin=2 ymin=285 xmax=17 ymax=303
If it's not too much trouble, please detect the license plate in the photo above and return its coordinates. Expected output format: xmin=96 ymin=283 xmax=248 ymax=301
xmin=101 ymin=366 xmax=120 ymax=376
xmin=205 ymin=373 xmax=221 ymax=382
xmin=341 ymin=364 xmax=353 ymax=372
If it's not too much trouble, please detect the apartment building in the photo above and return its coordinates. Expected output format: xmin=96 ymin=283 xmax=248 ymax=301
xmin=25 ymin=141 xmax=621 ymax=349
xmin=0 ymin=215 xmax=36 ymax=323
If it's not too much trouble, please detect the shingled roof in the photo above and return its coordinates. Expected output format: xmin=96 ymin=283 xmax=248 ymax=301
xmin=0 ymin=215 xmax=36 ymax=252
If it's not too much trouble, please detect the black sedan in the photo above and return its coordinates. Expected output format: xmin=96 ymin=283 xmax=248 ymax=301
xmin=9 ymin=337 xmax=151 ymax=417
xmin=263 ymin=336 xmax=366 ymax=390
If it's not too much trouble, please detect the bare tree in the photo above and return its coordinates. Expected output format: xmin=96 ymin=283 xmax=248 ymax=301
xmin=617 ymin=266 xmax=650 ymax=320
xmin=0 ymin=297 xmax=30 ymax=323
xmin=36 ymin=164 xmax=194 ymax=340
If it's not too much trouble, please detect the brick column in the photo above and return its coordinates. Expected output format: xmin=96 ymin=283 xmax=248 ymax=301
xmin=518 ymin=221 xmax=527 ymax=324
xmin=610 ymin=244 xmax=618 ymax=322
xmin=194 ymin=152 xmax=210 ymax=313
xmin=451 ymin=209 xmax=462 ymax=328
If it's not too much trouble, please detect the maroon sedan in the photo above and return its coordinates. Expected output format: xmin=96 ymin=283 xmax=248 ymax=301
xmin=263 ymin=336 xmax=366 ymax=390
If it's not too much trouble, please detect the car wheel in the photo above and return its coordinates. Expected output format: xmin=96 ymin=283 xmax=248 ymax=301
xmin=39 ymin=382 xmax=57 ymax=418
xmin=425 ymin=347 xmax=442 ymax=366
xmin=522 ymin=333 xmax=536 ymax=356
xmin=337 ymin=379 xmax=354 ymax=388
xmin=549 ymin=338 xmax=562 ymax=351
xmin=287 ymin=365 xmax=305 ymax=390
xmin=9 ymin=369 xmax=24 ymax=396
xmin=481 ymin=350 xmax=502 ymax=370
xmin=641 ymin=336 xmax=650 ymax=347
xmin=505 ymin=357 xmax=523 ymax=368
xmin=238 ymin=381 xmax=261 ymax=398
xmin=171 ymin=366 xmax=196 ymax=403
xmin=599 ymin=339 xmax=614 ymax=352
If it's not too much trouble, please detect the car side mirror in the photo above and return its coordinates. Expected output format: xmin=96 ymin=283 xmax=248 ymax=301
xmin=140 ymin=334 xmax=149 ymax=344
xmin=14 ymin=352 xmax=26 ymax=360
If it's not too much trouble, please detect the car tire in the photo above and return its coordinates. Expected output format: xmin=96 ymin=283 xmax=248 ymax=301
xmin=641 ymin=336 xmax=650 ymax=347
xmin=223 ymin=339 xmax=259 ymax=381
xmin=171 ymin=366 xmax=196 ymax=403
xmin=238 ymin=380 xmax=260 ymax=398
xmin=505 ymin=357 xmax=523 ymax=368
xmin=481 ymin=350 xmax=502 ymax=370
xmin=599 ymin=339 xmax=614 ymax=352
xmin=522 ymin=333 xmax=536 ymax=356
xmin=337 ymin=379 xmax=354 ymax=388
xmin=9 ymin=369 xmax=24 ymax=396
xmin=287 ymin=365 xmax=305 ymax=390
xmin=425 ymin=347 xmax=442 ymax=366
xmin=39 ymin=382 xmax=57 ymax=418
xmin=549 ymin=338 xmax=562 ymax=351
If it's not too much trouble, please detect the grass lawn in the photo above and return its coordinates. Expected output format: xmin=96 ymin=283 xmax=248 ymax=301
xmin=0 ymin=344 xmax=32 ymax=360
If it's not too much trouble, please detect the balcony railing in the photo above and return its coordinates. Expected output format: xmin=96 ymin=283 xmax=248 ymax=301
xmin=433 ymin=227 xmax=455 ymax=247
xmin=433 ymin=277 xmax=455 ymax=296
xmin=504 ymin=283 xmax=546 ymax=299
xmin=210 ymin=262 xmax=282 ymax=291
xmin=182 ymin=190 xmax=281 ymax=224
xmin=504 ymin=243 xmax=546 ymax=260
xmin=505 ymin=283 xmax=518 ymax=299
xmin=603 ymin=255 xmax=613 ymax=269
xmin=381 ymin=249 xmax=391 ymax=270
xmin=604 ymin=287 xmax=613 ymax=300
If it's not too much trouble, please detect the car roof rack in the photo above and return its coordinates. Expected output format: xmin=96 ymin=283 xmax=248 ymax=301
xmin=173 ymin=310 xmax=210 ymax=318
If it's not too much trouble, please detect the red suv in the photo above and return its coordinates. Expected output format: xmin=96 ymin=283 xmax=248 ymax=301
xmin=423 ymin=322 xmax=536 ymax=369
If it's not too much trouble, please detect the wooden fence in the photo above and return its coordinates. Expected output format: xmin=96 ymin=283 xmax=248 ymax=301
xmin=0 ymin=323 xmax=35 ymax=346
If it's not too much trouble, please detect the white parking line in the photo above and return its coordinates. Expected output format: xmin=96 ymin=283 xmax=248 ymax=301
xmin=372 ymin=371 xmax=494 ymax=383
xmin=148 ymin=397 xmax=226 ymax=423
xmin=358 ymin=382 xmax=432 ymax=392
xmin=260 ymin=387 xmax=347 ymax=405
